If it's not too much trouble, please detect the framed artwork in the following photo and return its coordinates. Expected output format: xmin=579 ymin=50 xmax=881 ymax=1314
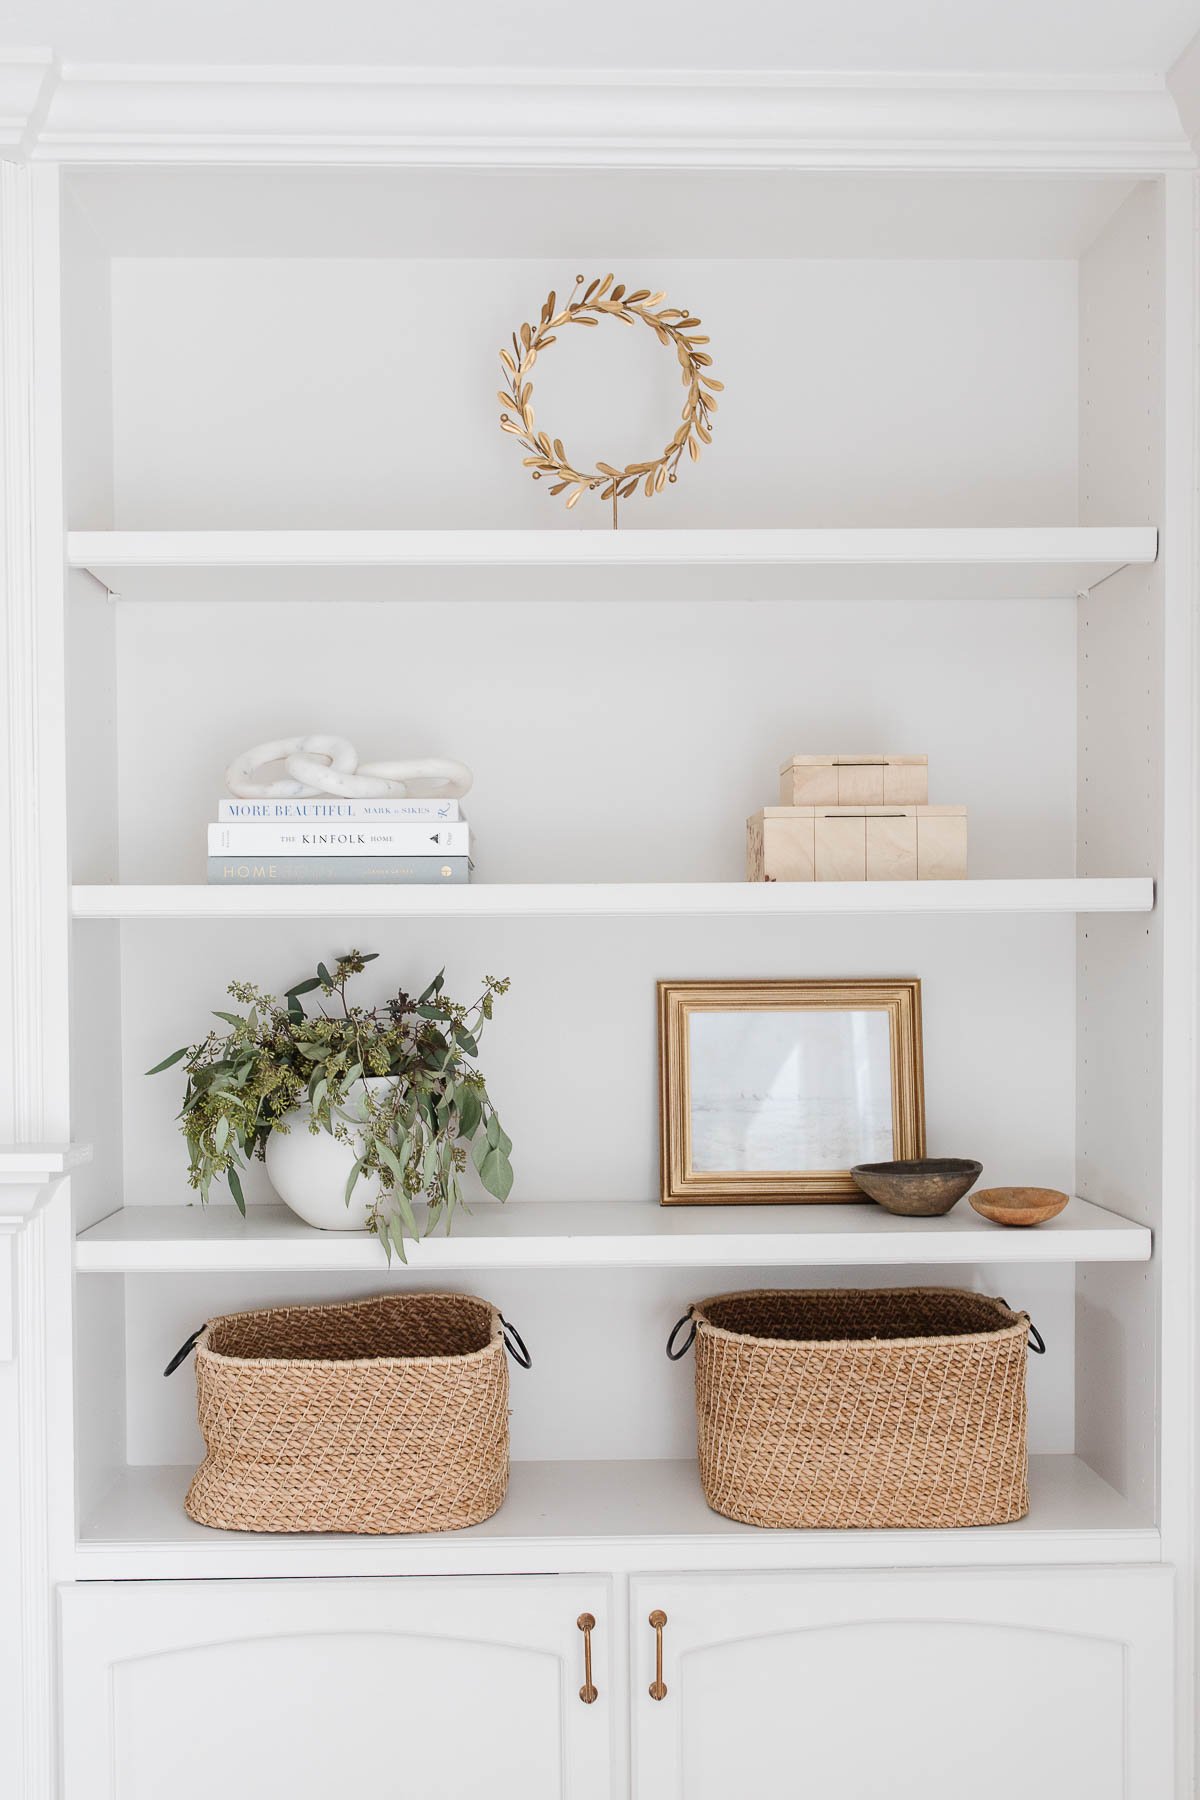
xmin=657 ymin=978 xmax=925 ymax=1204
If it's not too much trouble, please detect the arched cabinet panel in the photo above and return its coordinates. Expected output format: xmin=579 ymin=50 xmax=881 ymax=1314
xmin=60 ymin=1576 xmax=615 ymax=1800
xmin=630 ymin=1567 xmax=1172 ymax=1800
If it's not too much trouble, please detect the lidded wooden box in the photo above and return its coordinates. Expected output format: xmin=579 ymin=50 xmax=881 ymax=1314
xmin=779 ymin=754 xmax=928 ymax=808
xmin=748 ymin=805 xmax=967 ymax=882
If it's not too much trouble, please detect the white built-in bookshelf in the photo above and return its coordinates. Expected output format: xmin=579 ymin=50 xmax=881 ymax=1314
xmin=2 ymin=140 xmax=1192 ymax=1800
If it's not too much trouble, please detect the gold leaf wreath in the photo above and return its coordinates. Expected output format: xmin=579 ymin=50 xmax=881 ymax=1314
xmin=497 ymin=273 xmax=722 ymax=510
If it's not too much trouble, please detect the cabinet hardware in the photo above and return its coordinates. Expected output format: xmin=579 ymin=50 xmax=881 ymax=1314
xmin=577 ymin=1612 xmax=598 ymax=1704
xmin=648 ymin=1610 xmax=668 ymax=1700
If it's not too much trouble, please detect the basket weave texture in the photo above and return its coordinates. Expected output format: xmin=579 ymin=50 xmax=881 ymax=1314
xmin=691 ymin=1287 xmax=1030 ymax=1530
xmin=184 ymin=1293 xmax=510 ymax=1535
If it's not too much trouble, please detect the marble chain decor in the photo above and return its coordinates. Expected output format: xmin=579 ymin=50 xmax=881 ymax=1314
xmin=225 ymin=734 xmax=473 ymax=800
xmin=497 ymin=273 xmax=721 ymax=522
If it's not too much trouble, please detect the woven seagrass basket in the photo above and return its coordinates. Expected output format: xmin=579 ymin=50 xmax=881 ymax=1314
xmin=173 ymin=1292 xmax=521 ymax=1535
xmin=669 ymin=1287 xmax=1038 ymax=1530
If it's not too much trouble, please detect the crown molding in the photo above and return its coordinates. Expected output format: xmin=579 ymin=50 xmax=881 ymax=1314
xmin=0 ymin=59 xmax=1194 ymax=170
xmin=1167 ymin=29 xmax=1200 ymax=154
xmin=0 ymin=50 xmax=54 ymax=156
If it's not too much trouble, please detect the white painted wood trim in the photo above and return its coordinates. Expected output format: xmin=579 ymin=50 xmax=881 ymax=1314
xmin=74 ymin=1196 xmax=1151 ymax=1275
xmin=68 ymin=525 xmax=1159 ymax=568
xmin=1 ymin=160 xmax=41 ymax=1148
xmin=74 ymin=1455 xmax=1159 ymax=1581
xmin=1157 ymin=168 xmax=1200 ymax=1798
xmin=0 ymin=1145 xmax=90 ymax=1181
xmin=0 ymin=62 xmax=1190 ymax=171
xmin=69 ymin=524 xmax=1159 ymax=585
xmin=1168 ymin=30 xmax=1200 ymax=157
xmin=0 ymin=51 xmax=53 ymax=156
xmin=0 ymin=160 xmax=71 ymax=1800
xmin=13 ymin=1212 xmax=53 ymax=1796
xmin=0 ymin=1152 xmax=92 ymax=1355
xmin=0 ymin=153 xmax=42 ymax=1800
xmin=69 ymin=877 xmax=1156 ymax=921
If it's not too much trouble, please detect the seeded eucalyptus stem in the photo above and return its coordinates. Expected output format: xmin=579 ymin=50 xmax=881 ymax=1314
xmin=147 ymin=951 xmax=513 ymax=1261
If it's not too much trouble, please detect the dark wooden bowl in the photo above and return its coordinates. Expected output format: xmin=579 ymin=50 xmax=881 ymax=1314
xmin=850 ymin=1158 xmax=983 ymax=1217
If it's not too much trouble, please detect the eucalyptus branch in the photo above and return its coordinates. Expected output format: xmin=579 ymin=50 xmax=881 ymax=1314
xmin=148 ymin=951 xmax=513 ymax=1260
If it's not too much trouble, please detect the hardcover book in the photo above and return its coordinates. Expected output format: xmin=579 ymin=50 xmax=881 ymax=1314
xmin=216 ymin=798 xmax=462 ymax=822
xmin=207 ymin=857 xmax=472 ymax=885
xmin=208 ymin=822 xmax=470 ymax=857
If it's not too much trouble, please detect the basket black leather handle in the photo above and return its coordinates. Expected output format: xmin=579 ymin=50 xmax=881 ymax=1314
xmin=163 ymin=1325 xmax=205 ymax=1377
xmin=501 ymin=1316 xmax=533 ymax=1369
xmin=998 ymin=1300 xmax=1047 ymax=1357
xmin=666 ymin=1311 xmax=697 ymax=1361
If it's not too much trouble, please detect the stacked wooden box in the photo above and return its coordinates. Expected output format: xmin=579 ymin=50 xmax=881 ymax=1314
xmin=747 ymin=755 xmax=967 ymax=882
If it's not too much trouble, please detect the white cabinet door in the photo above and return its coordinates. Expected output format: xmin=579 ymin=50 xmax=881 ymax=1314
xmin=631 ymin=1567 xmax=1173 ymax=1800
xmin=61 ymin=1576 xmax=615 ymax=1800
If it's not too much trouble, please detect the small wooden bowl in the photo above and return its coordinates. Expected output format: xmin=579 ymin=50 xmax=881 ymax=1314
xmin=850 ymin=1158 xmax=983 ymax=1217
xmin=969 ymin=1187 xmax=1069 ymax=1227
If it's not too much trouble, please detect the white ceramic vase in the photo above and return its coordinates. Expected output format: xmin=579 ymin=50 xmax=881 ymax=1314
xmin=264 ymin=1077 xmax=394 ymax=1232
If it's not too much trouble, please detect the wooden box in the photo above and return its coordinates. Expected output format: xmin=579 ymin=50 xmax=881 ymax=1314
xmin=778 ymin=755 xmax=928 ymax=808
xmin=913 ymin=806 xmax=969 ymax=881
xmin=748 ymin=805 xmax=967 ymax=882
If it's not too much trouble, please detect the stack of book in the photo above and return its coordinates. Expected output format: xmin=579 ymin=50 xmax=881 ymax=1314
xmin=207 ymin=796 xmax=471 ymax=884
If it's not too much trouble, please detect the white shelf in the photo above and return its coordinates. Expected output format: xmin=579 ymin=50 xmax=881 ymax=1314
xmin=75 ymin=1455 xmax=1159 ymax=1580
xmin=70 ymin=877 xmax=1155 ymax=921
xmin=68 ymin=527 xmax=1158 ymax=603
xmin=76 ymin=1197 xmax=1151 ymax=1274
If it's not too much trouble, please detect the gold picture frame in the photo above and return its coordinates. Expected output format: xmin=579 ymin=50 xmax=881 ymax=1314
xmin=658 ymin=978 xmax=925 ymax=1205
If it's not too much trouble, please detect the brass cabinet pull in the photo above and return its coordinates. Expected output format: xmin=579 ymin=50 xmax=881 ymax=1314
xmin=577 ymin=1612 xmax=598 ymax=1704
xmin=648 ymin=1609 xmax=668 ymax=1701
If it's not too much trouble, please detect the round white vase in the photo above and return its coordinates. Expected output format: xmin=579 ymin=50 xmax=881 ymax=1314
xmin=264 ymin=1077 xmax=393 ymax=1232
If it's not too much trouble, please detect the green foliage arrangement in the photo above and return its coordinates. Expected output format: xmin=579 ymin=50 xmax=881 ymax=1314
xmin=148 ymin=951 xmax=512 ymax=1259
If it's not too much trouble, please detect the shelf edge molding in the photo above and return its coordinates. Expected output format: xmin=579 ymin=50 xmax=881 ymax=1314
xmin=69 ymin=877 xmax=1156 ymax=921
xmin=68 ymin=527 xmax=1159 ymax=600
xmin=68 ymin=526 xmax=1161 ymax=566
xmin=75 ymin=1198 xmax=1152 ymax=1274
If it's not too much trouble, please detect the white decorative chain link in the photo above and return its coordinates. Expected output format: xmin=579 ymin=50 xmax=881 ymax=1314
xmin=225 ymin=736 xmax=473 ymax=800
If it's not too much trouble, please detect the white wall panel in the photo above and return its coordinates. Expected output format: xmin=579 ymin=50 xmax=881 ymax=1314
xmin=107 ymin=257 xmax=1078 ymax=530
xmin=67 ymin=168 xmax=1137 ymax=263
xmin=114 ymin=912 xmax=1076 ymax=1207
xmin=1076 ymin=182 xmax=1163 ymax=1517
xmin=60 ymin=194 xmax=129 ymax=1541
xmin=106 ymin=593 xmax=1077 ymax=884
xmin=123 ymin=1261 xmax=1074 ymax=1468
